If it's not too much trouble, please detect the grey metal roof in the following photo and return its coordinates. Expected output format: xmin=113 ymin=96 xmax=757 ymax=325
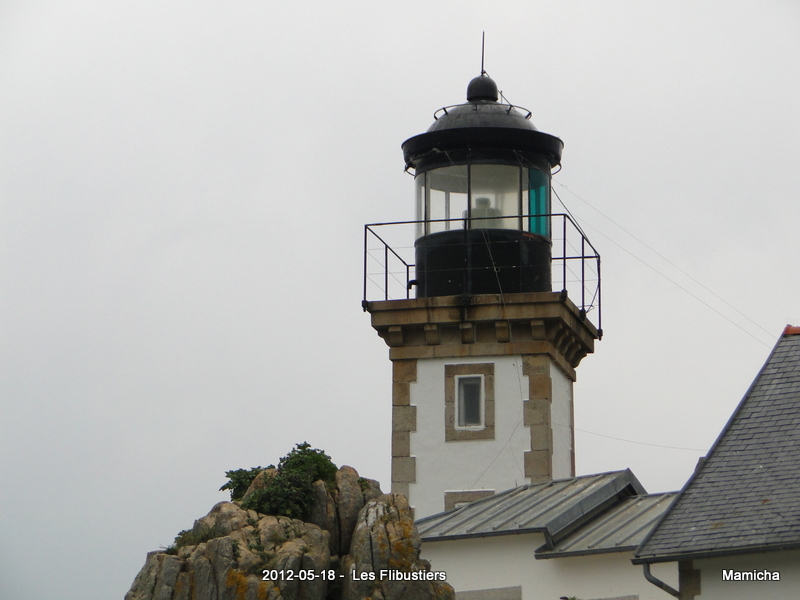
xmin=536 ymin=493 xmax=676 ymax=558
xmin=417 ymin=470 xmax=646 ymax=548
xmin=635 ymin=329 xmax=800 ymax=563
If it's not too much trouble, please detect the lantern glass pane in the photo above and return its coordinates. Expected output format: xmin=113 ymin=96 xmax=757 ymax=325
xmin=469 ymin=164 xmax=520 ymax=230
xmin=426 ymin=165 xmax=468 ymax=234
xmin=527 ymin=168 xmax=551 ymax=238
xmin=415 ymin=174 xmax=425 ymax=239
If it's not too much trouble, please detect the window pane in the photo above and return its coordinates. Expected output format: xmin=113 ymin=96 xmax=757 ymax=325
xmin=528 ymin=168 xmax=550 ymax=238
xmin=427 ymin=166 xmax=468 ymax=233
xmin=470 ymin=165 xmax=520 ymax=230
xmin=458 ymin=376 xmax=482 ymax=427
xmin=415 ymin=174 xmax=425 ymax=238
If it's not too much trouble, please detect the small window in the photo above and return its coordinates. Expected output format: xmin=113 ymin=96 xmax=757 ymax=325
xmin=445 ymin=363 xmax=494 ymax=442
xmin=457 ymin=375 xmax=483 ymax=428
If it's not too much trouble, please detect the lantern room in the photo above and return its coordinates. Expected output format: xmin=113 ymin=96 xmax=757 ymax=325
xmin=401 ymin=74 xmax=564 ymax=298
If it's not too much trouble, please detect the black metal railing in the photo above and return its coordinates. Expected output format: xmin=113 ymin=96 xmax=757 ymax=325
xmin=363 ymin=214 xmax=601 ymax=329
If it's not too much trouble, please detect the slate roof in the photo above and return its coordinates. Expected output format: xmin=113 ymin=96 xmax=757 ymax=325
xmin=635 ymin=327 xmax=800 ymax=563
xmin=417 ymin=470 xmax=647 ymax=551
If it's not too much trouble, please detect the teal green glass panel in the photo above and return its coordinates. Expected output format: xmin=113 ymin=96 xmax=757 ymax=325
xmin=528 ymin=169 xmax=550 ymax=237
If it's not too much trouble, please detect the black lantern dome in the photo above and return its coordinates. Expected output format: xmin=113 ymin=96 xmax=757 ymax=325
xmin=402 ymin=75 xmax=563 ymax=298
xmin=466 ymin=74 xmax=499 ymax=101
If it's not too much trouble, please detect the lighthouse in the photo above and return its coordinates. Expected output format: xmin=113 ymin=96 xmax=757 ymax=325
xmin=363 ymin=73 xmax=601 ymax=518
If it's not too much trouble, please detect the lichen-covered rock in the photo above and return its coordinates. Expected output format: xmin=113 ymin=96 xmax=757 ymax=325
xmin=360 ymin=478 xmax=383 ymax=503
xmin=126 ymin=552 xmax=182 ymax=600
xmin=305 ymin=467 xmax=384 ymax=558
xmin=342 ymin=494 xmax=454 ymax=600
xmin=307 ymin=479 xmax=339 ymax=555
xmin=199 ymin=501 xmax=252 ymax=537
xmin=125 ymin=502 xmax=331 ymax=600
xmin=335 ymin=466 xmax=365 ymax=556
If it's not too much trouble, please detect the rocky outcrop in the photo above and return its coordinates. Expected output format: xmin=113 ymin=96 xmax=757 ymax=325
xmin=335 ymin=466 xmax=365 ymax=556
xmin=126 ymin=502 xmax=331 ymax=600
xmin=343 ymin=494 xmax=453 ymax=600
xmin=126 ymin=467 xmax=452 ymax=600
xmin=307 ymin=479 xmax=339 ymax=556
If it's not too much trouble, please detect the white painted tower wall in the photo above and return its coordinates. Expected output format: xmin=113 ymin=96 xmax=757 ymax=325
xmin=408 ymin=355 xmax=573 ymax=519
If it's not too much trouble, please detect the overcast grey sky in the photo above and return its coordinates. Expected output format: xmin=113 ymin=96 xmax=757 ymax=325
xmin=2 ymin=1 xmax=799 ymax=598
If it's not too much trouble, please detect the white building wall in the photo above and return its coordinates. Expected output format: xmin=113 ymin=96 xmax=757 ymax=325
xmin=421 ymin=534 xmax=679 ymax=600
xmin=549 ymin=362 xmax=574 ymax=479
xmin=695 ymin=550 xmax=800 ymax=599
xmin=409 ymin=356 xmax=531 ymax=519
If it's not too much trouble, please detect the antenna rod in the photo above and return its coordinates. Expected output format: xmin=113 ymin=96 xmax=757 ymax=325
xmin=481 ymin=31 xmax=486 ymax=75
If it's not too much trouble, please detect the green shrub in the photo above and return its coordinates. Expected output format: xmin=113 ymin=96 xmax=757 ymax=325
xmin=278 ymin=442 xmax=338 ymax=484
xmin=225 ymin=442 xmax=338 ymax=521
xmin=219 ymin=466 xmax=267 ymax=501
xmin=171 ymin=522 xmax=226 ymax=550
xmin=242 ymin=469 xmax=314 ymax=519
xmin=231 ymin=540 xmax=240 ymax=561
